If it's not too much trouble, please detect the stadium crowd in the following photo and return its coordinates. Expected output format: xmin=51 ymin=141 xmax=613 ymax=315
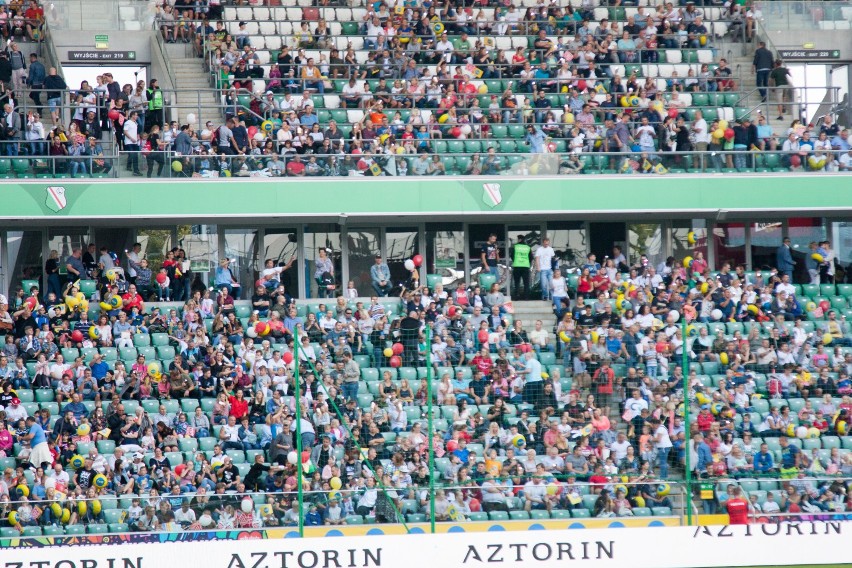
xmin=0 ymin=232 xmax=851 ymax=533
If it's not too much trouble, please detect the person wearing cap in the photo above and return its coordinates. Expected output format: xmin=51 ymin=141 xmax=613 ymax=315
xmin=370 ymin=254 xmax=392 ymax=297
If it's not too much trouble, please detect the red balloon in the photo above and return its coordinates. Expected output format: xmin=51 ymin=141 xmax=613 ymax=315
xmin=108 ymin=109 xmax=119 ymax=121
xmin=667 ymin=108 xmax=679 ymax=119
xmin=655 ymin=343 xmax=667 ymax=354
xmin=464 ymin=83 xmax=477 ymax=94
xmin=391 ymin=343 xmax=404 ymax=355
xmin=469 ymin=498 xmax=481 ymax=512
xmin=724 ymin=128 xmax=735 ymax=139
xmin=790 ymin=154 xmax=801 ymax=167
xmin=389 ymin=355 xmax=402 ymax=368
xmin=478 ymin=330 xmax=489 ymax=343
xmin=282 ymin=351 xmax=294 ymax=365
xmin=412 ymin=254 xmax=423 ymax=267
xmin=24 ymin=297 xmax=38 ymax=310
xmin=156 ymin=273 xmax=167 ymax=284
xmin=576 ymin=80 xmax=587 ymax=91
xmin=255 ymin=321 xmax=268 ymax=335
xmin=71 ymin=330 xmax=84 ymax=343
xmin=450 ymin=126 xmax=461 ymax=138
xmin=819 ymin=300 xmax=830 ymax=312
xmin=447 ymin=306 xmax=457 ymax=317
xmin=446 ymin=440 xmax=458 ymax=452
xmin=247 ymin=126 xmax=258 ymax=138
xmin=174 ymin=464 xmax=186 ymax=477
xmin=301 ymin=450 xmax=310 ymax=463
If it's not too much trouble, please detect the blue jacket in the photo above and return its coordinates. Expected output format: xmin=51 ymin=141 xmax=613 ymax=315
xmin=776 ymin=244 xmax=794 ymax=273
xmin=695 ymin=441 xmax=713 ymax=472
xmin=754 ymin=451 xmax=775 ymax=473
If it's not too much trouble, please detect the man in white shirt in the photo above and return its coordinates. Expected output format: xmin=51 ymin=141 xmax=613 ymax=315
xmin=692 ymin=110 xmax=710 ymax=151
xmin=535 ymin=237 xmax=555 ymax=301
xmin=261 ymin=257 xmax=295 ymax=290
xmin=529 ymin=320 xmax=551 ymax=352
xmin=435 ymin=32 xmax=455 ymax=63
xmin=124 ymin=111 xmax=142 ymax=175
xmin=126 ymin=242 xmax=141 ymax=282
xmin=610 ymin=432 xmax=631 ymax=462
xmin=340 ymin=78 xmax=363 ymax=108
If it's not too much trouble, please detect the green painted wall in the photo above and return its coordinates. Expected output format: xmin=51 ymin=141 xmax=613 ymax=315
xmin=9 ymin=175 xmax=852 ymax=220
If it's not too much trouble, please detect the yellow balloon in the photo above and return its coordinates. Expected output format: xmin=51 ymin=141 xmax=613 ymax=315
xmin=7 ymin=511 xmax=17 ymax=525
xmin=92 ymin=499 xmax=102 ymax=515
xmin=590 ymin=331 xmax=599 ymax=344
xmin=823 ymin=333 xmax=833 ymax=345
xmin=687 ymin=231 xmax=696 ymax=245
xmin=634 ymin=496 xmax=646 ymax=507
xmin=683 ymin=256 xmax=693 ymax=268
xmin=330 ymin=476 xmax=342 ymax=490
xmin=718 ymin=120 xmax=729 ymax=130
xmin=477 ymin=84 xmax=488 ymax=94
xmin=719 ymin=352 xmax=729 ymax=365
xmin=99 ymin=301 xmax=113 ymax=312
xmin=383 ymin=348 xmax=393 ymax=358
xmin=559 ymin=331 xmax=571 ymax=343
xmin=713 ymin=128 xmax=725 ymax=139
xmin=438 ymin=113 xmax=449 ymax=124
xmin=563 ymin=112 xmax=575 ymax=125
xmin=65 ymin=296 xmax=80 ymax=310
xmin=811 ymin=253 xmax=824 ymax=263
xmin=700 ymin=282 xmax=708 ymax=295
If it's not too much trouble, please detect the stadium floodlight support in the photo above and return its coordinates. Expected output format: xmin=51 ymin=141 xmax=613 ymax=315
xmin=681 ymin=317 xmax=693 ymax=526
xmin=295 ymin=326 xmax=305 ymax=538
xmin=425 ymin=326 xmax=436 ymax=534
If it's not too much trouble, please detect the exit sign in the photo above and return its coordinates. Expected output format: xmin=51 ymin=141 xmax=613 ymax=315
xmin=95 ymin=34 xmax=109 ymax=49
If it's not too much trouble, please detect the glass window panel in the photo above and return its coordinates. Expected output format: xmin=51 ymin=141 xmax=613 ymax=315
xmin=546 ymin=221 xmax=586 ymax=269
xmin=178 ymin=224 xmax=218 ymax=286
xmin=304 ymin=225 xmax=342 ymax=299
xmin=751 ymin=222 xmax=783 ymax=271
xmin=425 ymin=223 xmax=464 ymax=291
xmin=628 ymin=223 xmax=663 ymax=270
xmin=8 ymin=231 xmax=43 ymax=296
xmin=224 ymin=229 xmax=259 ymax=293
xmin=713 ymin=223 xmax=746 ymax=269
xmin=49 ymin=227 xmax=90 ymax=277
xmin=346 ymin=229 xmax=381 ymax=297
xmin=468 ymin=224 xmax=507 ymax=288
xmin=835 ymin=221 xmax=852 ymax=267
xmin=789 ymin=218 xmax=826 ymax=284
xmin=136 ymin=228 xmax=173 ymax=273
xmin=261 ymin=229 xmax=299 ymax=298
xmin=672 ymin=221 xmax=708 ymax=271
xmin=386 ymin=227 xmax=419 ymax=291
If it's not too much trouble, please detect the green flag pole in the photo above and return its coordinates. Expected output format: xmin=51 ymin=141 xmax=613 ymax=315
xmin=294 ymin=326 xmax=304 ymax=537
xmin=425 ymin=326 xmax=436 ymax=534
xmin=682 ymin=316 xmax=693 ymax=526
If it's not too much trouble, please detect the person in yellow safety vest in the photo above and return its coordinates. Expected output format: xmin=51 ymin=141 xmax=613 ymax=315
xmin=510 ymin=234 xmax=533 ymax=300
xmin=146 ymin=78 xmax=164 ymax=133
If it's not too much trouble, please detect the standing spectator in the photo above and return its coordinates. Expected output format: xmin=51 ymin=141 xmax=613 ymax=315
xmin=26 ymin=53 xmax=45 ymax=110
xmin=480 ymin=233 xmax=499 ymax=278
xmin=44 ymin=67 xmax=66 ymax=124
xmin=535 ymin=237 xmax=555 ymax=301
xmin=509 ymin=235 xmax=532 ymax=300
xmin=752 ymin=42 xmax=774 ymax=103
xmin=124 ymin=110 xmax=142 ymax=176
xmin=769 ymin=60 xmax=793 ymax=121
xmin=7 ymin=42 xmax=26 ymax=94
xmin=776 ymin=237 xmax=795 ymax=279
xmin=146 ymin=79 xmax=164 ymax=132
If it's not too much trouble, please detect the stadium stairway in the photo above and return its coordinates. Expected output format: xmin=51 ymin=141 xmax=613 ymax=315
xmin=164 ymin=43 xmax=223 ymax=128
xmin=511 ymin=300 xmax=557 ymax=332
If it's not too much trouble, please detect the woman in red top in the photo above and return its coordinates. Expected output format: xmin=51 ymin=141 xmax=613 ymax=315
xmin=576 ymin=268 xmax=593 ymax=298
xmin=228 ymin=389 xmax=249 ymax=419
xmin=591 ymin=272 xmax=610 ymax=296
xmin=470 ymin=347 xmax=493 ymax=375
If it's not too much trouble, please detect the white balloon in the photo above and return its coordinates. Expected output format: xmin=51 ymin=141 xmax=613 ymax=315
xmin=287 ymin=451 xmax=298 ymax=465
xmin=44 ymin=477 xmax=56 ymax=490
xmin=668 ymin=309 xmax=680 ymax=323
xmin=796 ymin=426 xmax=808 ymax=439
xmin=186 ymin=113 xmax=197 ymax=124
xmin=404 ymin=259 xmax=415 ymax=271
xmin=241 ymin=498 xmax=253 ymax=513
xmin=246 ymin=327 xmax=258 ymax=338
xmin=460 ymin=124 xmax=472 ymax=135
xmin=711 ymin=309 xmax=723 ymax=321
